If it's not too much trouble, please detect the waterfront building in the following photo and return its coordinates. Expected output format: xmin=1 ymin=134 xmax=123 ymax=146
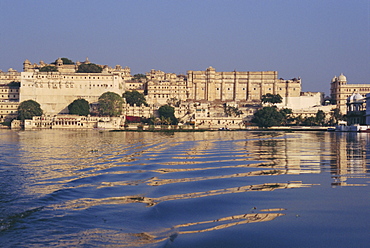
xmin=6 ymin=58 xmax=366 ymax=130
xmin=186 ymin=66 xmax=301 ymax=102
xmin=276 ymin=92 xmax=323 ymax=110
xmin=125 ymin=79 xmax=146 ymax=95
xmin=23 ymin=115 xmax=125 ymax=130
xmin=0 ymin=102 xmax=19 ymax=122
xmin=20 ymin=58 xmax=132 ymax=115
xmin=346 ymin=92 xmax=366 ymax=125
xmin=275 ymin=91 xmax=335 ymax=121
xmin=146 ymin=69 xmax=187 ymax=106
xmin=330 ymin=73 xmax=370 ymax=114
xmin=0 ymin=69 xmax=21 ymax=122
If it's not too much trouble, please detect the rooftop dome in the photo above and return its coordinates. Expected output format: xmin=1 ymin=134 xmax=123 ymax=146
xmin=347 ymin=92 xmax=364 ymax=102
xmin=338 ymin=73 xmax=347 ymax=82
xmin=353 ymin=93 xmax=364 ymax=101
xmin=331 ymin=76 xmax=337 ymax=83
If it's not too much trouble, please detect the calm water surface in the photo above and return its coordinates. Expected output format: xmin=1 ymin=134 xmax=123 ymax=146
xmin=0 ymin=130 xmax=369 ymax=247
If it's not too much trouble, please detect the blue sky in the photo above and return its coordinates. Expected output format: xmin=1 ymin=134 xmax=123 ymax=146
xmin=0 ymin=0 xmax=369 ymax=94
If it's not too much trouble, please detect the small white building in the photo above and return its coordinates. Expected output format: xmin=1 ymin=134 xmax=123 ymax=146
xmin=23 ymin=115 xmax=125 ymax=130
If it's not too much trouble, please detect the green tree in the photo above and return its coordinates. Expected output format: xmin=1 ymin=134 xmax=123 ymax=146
xmin=167 ymin=97 xmax=182 ymax=107
xmin=18 ymin=100 xmax=43 ymax=120
xmin=280 ymin=108 xmax=293 ymax=125
xmin=158 ymin=104 xmax=178 ymax=125
xmin=223 ymin=103 xmax=243 ymax=117
xmin=294 ymin=115 xmax=304 ymax=126
xmin=302 ymin=116 xmax=317 ymax=126
xmin=8 ymin=81 xmax=20 ymax=87
xmin=329 ymin=108 xmax=343 ymax=125
xmin=261 ymin=93 xmax=283 ymax=104
xmin=77 ymin=63 xmax=102 ymax=73
xmin=315 ymin=110 xmax=326 ymax=126
xmin=55 ymin=58 xmax=74 ymax=64
xmin=123 ymin=90 xmax=148 ymax=106
xmin=68 ymin=99 xmax=90 ymax=116
xmin=251 ymin=106 xmax=284 ymax=128
xmin=39 ymin=66 xmax=58 ymax=72
xmin=132 ymin=74 xmax=147 ymax=82
xmin=98 ymin=92 xmax=123 ymax=116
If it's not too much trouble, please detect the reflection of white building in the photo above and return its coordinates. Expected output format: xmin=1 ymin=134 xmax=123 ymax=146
xmin=331 ymin=133 xmax=369 ymax=186
xmin=366 ymin=93 xmax=370 ymax=125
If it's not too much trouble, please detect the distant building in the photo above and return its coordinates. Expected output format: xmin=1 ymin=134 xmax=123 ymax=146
xmin=330 ymin=73 xmax=370 ymax=114
xmin=146 ymin=69 xmax=187 ymax=106
xmin=346 ymin=92 xmax=366 ymax=125
xmin=276 ymin=91 xmax=323 ymax=110
xmin=24 ymin=115 xmax=125 ymax=130
xmin=0 ymin=69 xmax=21 ymax=122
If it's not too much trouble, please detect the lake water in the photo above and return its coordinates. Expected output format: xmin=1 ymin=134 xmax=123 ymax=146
xmin=0 ymin=130 xmax=369 ymax=248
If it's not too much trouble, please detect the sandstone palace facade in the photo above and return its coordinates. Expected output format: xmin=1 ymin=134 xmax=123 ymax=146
xmin=11 ymin=58 xmax=303 ymax=115
xmin=186 ymin=66 xmax=301 ymax=102
xmin=1 ymin=57 xmax=368 ymax=125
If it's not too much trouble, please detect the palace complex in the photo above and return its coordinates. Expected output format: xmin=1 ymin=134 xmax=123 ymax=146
xmin=1 ymin=58 xmax=369 ymax=128
xmin=330 ymin=73 xmax=370 ymax=113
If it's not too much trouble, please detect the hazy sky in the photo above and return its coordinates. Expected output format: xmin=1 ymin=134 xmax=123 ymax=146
xmin=1 ymin=0 xmax=369 ymax=94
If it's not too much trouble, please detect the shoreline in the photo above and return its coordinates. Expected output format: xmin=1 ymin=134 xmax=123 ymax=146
xmin=1 ymin=125 xmax=334 ymax=132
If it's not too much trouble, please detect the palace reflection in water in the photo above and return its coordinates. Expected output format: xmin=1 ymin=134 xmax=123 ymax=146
xmin=244 ymin=132 xmax=369 ymax=186
xmin=0 ymin=130 xmax=369 ymax=247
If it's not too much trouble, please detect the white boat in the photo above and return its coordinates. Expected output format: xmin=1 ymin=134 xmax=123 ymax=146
xmin=335 ymin=122 xmax=370 ymax=132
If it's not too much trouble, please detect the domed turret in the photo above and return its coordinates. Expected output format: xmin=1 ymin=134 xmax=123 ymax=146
xmin=331 ymin=76 xmax=337 ymax=83
xmin=56 ymin=58 xmax=63 ymax=67
xmin=353 ymin=93 xmax=363 ymax=101
xmin=23 ymin=59 xmax=31 ymax=71
xmin=338 ymin=73 xmax=347 ymax=82
xmin=23 ymin=59 xmax=31 ymax=65
xmin=347 ymin=92 xmax=364 ymax=103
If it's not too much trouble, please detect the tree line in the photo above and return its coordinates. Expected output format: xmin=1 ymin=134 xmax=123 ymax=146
xmin=251 ymin=94 xmax=344 ymax=127
xmin=39 ymin=58 xmax=103 ymax=73
xmin=16 ymin=90 xmax=177 ymax=125
xmin=15 ymin=92 xmax=344 ymax=128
